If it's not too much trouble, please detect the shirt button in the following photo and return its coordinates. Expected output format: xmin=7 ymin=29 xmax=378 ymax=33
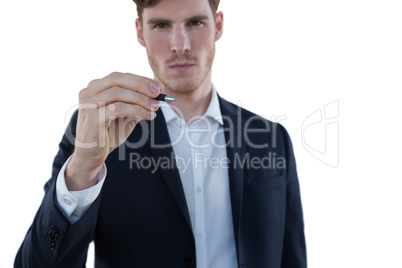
xmin=196 ymin=233 xmax=203 ymax=240
xmin=63 ymin=197 xmax=71 ymax=205
xmin=196 ymin=187 xmax=202 ymax=193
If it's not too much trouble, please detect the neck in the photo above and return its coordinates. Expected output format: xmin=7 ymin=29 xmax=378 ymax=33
xmin=160 ymin=74 xmax=213 ymax=124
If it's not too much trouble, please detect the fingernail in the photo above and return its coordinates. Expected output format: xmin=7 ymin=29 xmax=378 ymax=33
xmin=148 ymin=111 xmax=157 ymax=118
xmin=151 ymin=99 xmax=160 ymax=106
xmin=151 ymin=100 xmax=160 ymax=110
xmin=150 ymin=85 xmax=159 ymax=94
xmin=155 ymin=81 xmax=164 ymax=91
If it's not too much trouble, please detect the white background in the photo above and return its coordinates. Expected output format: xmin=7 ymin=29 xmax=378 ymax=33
xmin=1 ymin=0 xmax=401 ymax=267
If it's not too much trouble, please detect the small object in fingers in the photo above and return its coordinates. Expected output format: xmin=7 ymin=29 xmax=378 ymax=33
xmin=155 ymin=94 xmax=176 ymax=102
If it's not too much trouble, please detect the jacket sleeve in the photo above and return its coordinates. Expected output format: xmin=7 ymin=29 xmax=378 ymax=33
xmin=14 ymin=110 xmax=102 ymax=268
xmin=279 ymin=124 xmax=307 ymax=268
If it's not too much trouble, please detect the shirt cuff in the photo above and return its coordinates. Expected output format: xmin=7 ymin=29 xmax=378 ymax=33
xmin=55 ymin=155 xmax=107 ymax=223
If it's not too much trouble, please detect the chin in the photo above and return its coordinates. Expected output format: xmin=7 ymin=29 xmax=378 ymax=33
xmin=167 ymin=84 xmax=198 ymax=95
xmin=162 ymin=78 xmax=201 ymax=95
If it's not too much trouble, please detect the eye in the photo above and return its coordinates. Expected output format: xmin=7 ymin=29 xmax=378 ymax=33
xmin=188 ymin=21 xmax=204 ymax=27
xmin=154 ymin=23 xmax=169 ymax=30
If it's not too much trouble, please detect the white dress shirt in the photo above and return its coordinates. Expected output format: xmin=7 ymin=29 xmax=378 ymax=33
xmin=56 ymin=87 xmax=238 ymax=268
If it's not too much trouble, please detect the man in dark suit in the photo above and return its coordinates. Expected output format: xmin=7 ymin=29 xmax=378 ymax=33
xmin=15 ymin=0 xmax=306 ymax=267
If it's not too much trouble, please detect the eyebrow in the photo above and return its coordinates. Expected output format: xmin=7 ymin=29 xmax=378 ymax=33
xmin=186 ymin=15 xmax=210 ymax=22
xmin=147 ymin=15 xmax=210 ymax=25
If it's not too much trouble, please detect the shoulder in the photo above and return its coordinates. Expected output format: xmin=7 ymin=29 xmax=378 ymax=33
xmin=218 ymin=95 xmax=290 ymax=140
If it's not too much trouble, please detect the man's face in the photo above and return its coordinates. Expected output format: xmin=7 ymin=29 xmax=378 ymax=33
xmin=136 ymin=0 xmax=223 ymax=95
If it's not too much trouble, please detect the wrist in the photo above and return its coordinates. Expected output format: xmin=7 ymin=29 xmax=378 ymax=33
xmin=65 ymin=154 xmax=103 ymax=191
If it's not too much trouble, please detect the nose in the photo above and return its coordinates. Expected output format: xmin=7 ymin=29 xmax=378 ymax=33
xmin=170 ymin=25 xmax=191 ymax=54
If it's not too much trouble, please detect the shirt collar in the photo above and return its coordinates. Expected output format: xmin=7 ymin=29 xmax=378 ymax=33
xmin=160 ymin=85 xmax=224 ymax=126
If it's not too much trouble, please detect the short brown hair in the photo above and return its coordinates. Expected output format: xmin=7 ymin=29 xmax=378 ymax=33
xmin=133 ymin=0 xmax=220 ymax=20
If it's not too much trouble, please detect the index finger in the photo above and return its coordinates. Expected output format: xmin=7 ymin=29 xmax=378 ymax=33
xmin=89 ymin=72 xmax=164 ymax=98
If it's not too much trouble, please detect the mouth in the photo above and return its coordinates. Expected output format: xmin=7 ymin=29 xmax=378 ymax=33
xmin=168 ymin=62 xmax=196 ymax=72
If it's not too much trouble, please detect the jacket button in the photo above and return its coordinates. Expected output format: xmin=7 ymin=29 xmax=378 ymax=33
xmin=48 ymin=225 xmax=59 ymax=249
xmin=183 ymin=257 xmax=194 ymax=267
xmin=48 ymin=241 xmax=56 ymax=249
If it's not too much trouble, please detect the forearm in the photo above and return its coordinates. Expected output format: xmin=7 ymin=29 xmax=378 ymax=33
xmin=15 ymin=111 xmax=102 ymax=267
xmin=279 ymin=124 xmax=307 ymax=268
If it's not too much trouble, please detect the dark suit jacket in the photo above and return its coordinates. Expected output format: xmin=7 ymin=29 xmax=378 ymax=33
xmin=15 ymin=96 xmax=306 ymax=267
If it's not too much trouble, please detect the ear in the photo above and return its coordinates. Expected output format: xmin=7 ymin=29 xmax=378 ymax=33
xmin=215 ymin=11 xmax=224 ymax=41
xmin=136 ymin=19 xmax=146 ymax=47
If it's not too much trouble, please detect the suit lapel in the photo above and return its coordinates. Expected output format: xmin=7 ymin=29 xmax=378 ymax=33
xmin=147 ymin=109 xmax=192 ymax=230
xmin=218 ymin=96 xmax=245 ymax=256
